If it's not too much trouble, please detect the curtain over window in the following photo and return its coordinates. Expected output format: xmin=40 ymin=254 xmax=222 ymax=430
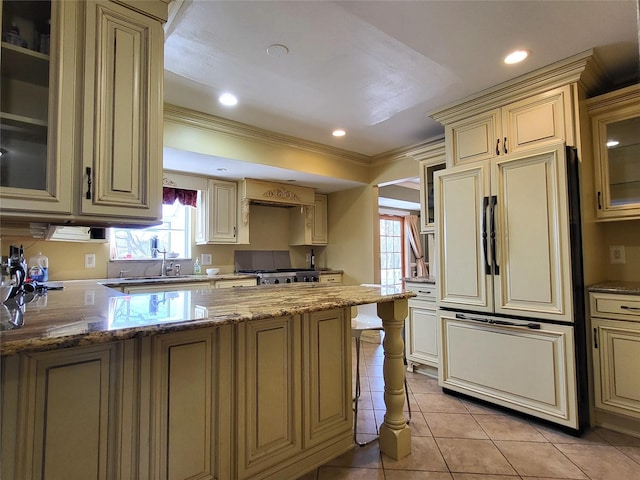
xmin=406 ymin=215 xmax=428 ymax=277
xmin=162 ymin=187 xmax=198 ymax=207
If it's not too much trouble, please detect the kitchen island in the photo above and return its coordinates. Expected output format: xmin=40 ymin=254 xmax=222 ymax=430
xmin=1 ymin=281 xmax=414 ymax=479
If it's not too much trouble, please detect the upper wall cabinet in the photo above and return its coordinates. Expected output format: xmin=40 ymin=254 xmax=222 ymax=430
xmin=410 ymin=142 xmax=445 ymax=233
xmin=587 ymin=84 xmax=640 ymax=221
xmin=444 ymin=86 xmax=573 ymax=167
xmin=196 ymin=179 xmax=245 ymax=244
xmin=290 ymin=194 xmax=328 ymax=246
xmin=0 ymin=0 xmax=167 ymax=227
xmin=0 ymin=0 xmax=74 ymax=214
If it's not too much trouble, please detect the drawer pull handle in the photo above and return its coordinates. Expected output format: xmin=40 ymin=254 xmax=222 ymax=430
xmin=455 ymin=313 xmax=540 ymax=330
xmin=418 ymin=290 xmax=432 ymax=294
xmin=620 ymin=305 xmax=640 ymax=312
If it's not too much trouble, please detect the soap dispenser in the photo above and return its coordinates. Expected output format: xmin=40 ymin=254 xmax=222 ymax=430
xmin=193 ymin=257 xmax=201 ymax=275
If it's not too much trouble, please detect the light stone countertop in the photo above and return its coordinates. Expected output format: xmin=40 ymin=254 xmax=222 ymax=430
xmin=98 ymin=273 xmax=258 ymax=287
xmin=402 ymin=276 xmax=436 ymax=284
xmin=0 ymin=281 xmax=414 ymax=357
xmin=587 ymin=281 xmax=640 ymax=296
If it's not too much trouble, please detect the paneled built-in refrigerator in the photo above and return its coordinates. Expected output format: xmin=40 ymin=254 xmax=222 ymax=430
xmin=434 ymin=142 xmax=588 ymax=432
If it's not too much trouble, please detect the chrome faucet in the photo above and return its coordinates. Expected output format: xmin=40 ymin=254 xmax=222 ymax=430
xmin=153 ymin=248 xmax=169 ymax=276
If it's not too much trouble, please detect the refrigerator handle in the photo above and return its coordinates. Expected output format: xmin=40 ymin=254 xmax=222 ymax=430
xmin=482 ymin=197 xmax=491 ymax=275
xmin=489 ymin=195 xmax=500 ymax=275
xmin=455 ymin=313 xmax=541 ymax=330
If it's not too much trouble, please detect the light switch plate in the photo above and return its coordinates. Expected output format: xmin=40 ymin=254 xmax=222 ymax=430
xmin=201 ymin=253 xmax=212 ymax=266
xmin=610 ymin=245 xmax=626 ymax=264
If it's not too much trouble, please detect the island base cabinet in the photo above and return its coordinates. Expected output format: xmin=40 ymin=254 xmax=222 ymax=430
xmin=1 ymin=342 xmax=124 ymax=480
xmin=145 ymin=327 xmax=230 ymax=480
xmin=303 ymin=309 xmax=352 ymax=447
xmin=237 ymin=316 xmax=303 ymax=479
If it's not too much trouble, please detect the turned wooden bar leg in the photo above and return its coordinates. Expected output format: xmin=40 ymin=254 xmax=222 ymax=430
xmin=377 ymin=299 xmax=411 ymax=460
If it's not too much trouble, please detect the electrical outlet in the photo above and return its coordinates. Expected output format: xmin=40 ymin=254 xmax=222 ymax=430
xmin=85 ymin=253 xmax=96 ymax=268
xmin=610 ymin=245 xmax=626 ymax=264
xmin=306 ymin=253 xmax=310 ymax=262
xmin=201 ymin=253 xmax=212 ymax=266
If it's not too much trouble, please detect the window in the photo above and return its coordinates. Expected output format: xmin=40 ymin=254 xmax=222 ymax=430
xmin=109 ymin=201 xmax=191 ymax=260
xmin=380 ymin=215 xmax=404 ymax=288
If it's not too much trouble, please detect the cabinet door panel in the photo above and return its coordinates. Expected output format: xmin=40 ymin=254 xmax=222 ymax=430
xmin=593 ymin=319 xmax=640 ymax=417
xmin=439 ymin=312 xmax=578 ymax=428
xmin=81 ymin=0 xmax=162 ymax=220
xmin=446 ymin=110 xmax=499 ymax=165
xmin=406 ymin=303 xmax=438 ymax=367
xmin=238 ymin=316 xmax=302 ymax=478
xmin=502 ymin=86 xmax=571 ymax=155
xmin=435 ymin=162 xmax=492 ymax=312
xmin=23 ymin=344 xmax=121 ymax=479
xmin=492 ymin=144 xmax=572 ymax=322
xmin=151 ymin=329 xmax=218 ymax=480
xmin=0 ymin=0 xmax=74 ymax=214
xmin=304 ymin=309 xmax=351 ymax=447
xmin=210 ymin=181 xmax=237 ymax=241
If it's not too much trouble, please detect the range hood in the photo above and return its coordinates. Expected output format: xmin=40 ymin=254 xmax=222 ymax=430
xmin=240 ymin=178 xmax=315 ymax=207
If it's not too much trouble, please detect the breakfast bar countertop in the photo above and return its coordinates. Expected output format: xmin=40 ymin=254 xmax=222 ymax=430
xmin=0 ymin=281 xmax=415 ymax=357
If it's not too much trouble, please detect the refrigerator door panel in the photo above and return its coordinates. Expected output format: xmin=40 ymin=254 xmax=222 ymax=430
xmin=438 ymin=311 xmax=579 ymax=429
xmin=435 ymin=162 xmax=493 ymax=313
xmin=492 ymin=143 xmax=573 ymax=322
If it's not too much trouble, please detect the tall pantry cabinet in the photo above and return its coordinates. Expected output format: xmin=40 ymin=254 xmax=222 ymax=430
xmin=0 ymin=0 xmax=167 ymax=226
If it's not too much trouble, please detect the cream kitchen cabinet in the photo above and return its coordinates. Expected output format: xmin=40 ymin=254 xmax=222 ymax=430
xmin=444 ymin=85 xmax=573 ymax=167
xmin=212 ymin=277 xmax=257 ymax=288
xmin=434 ymin=143 xmax=573 ymax=322
xmin=236 ymin=315 xmax=301 ymax=479
xmin=590 ymin=292 xmax=640 ymax=423
xmin=236 ymin=309 xmax=351 ymax=479
xmin=587 ymin=84 xmax=640 ymax=220
xmin=0 ymin=0 xmax=166 ymax=226
xmin=411 ymin=141 xmax=446 ymax=233
xmin=319 ymin=272 xmax=342 ymax=284
xmin=290 ymin=194 xmax=328 ymax=245
xmin=145 ymin=326 xmax=231 ymax=480
xmin=438 ymin=310 xmax=579 ymax=429
xmin=1 ymin=342 xmax=126 ymax=479
xmin=196 ymin=179 xmax=243 ymax=244
xmin=404 ymin=281 xmax=438 ymax=371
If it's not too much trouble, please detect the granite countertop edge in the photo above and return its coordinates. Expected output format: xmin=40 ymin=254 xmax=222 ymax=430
xmin=1 ymin=282 xmax=415 ymax=357
xmin=402 ymin=276 xmax=436 ymax=284
xmin=587 ymin=281 xmax=640 ymax=295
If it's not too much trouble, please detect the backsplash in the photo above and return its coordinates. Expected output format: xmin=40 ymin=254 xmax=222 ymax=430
xmin=1 ymin=204 xmax=326 ymax=281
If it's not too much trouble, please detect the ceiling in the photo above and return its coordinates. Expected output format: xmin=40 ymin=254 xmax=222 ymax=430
xmin=163 ymin=0 xmax=640 ymax=197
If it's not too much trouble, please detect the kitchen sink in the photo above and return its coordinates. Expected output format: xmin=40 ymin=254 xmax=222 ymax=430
xmin=119 ymin=275 xmax=193 ymax=281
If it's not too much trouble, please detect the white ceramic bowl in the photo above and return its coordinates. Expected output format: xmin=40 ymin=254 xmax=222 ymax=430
xmin=206 ymin=268 xmax=220 ymax=276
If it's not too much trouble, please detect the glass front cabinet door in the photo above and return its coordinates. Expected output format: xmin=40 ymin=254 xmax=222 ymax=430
xmin=0 ymin=0 xmax=75 ymax=214
xmin=587 ymin=84 xmax=640 ymax=221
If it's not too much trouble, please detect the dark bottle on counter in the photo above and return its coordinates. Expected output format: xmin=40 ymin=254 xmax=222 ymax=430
xmin=310 ymin=249 xmax=315 ymax=269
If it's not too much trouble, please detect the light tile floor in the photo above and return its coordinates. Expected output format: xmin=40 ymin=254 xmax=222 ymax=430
xmin=297 ymin=339 xmax=640 ymax=480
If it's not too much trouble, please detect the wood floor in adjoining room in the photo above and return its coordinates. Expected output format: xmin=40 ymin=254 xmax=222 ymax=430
xmin=297 ymin=339 xmax=640 ymax=480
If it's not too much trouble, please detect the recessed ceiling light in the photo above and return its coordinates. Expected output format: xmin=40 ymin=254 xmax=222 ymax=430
xmin=504 ymin=50 xmax=529 ymax=64
xmin=266 ymin=44 xmax=289 ymax=57
xmin=332 ymin=129 xmax=346 ymax=137
xmin=607 ymin=140 xmax=620 ymax=148
xmin=219 ymin=93 xmax=238 ymax=106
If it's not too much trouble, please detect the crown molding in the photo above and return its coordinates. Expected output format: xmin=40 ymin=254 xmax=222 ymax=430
xmin=163 ymin=104 xmax=372 ymax=167
xmin=429 ymin=49 xmax=607 ymax=126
